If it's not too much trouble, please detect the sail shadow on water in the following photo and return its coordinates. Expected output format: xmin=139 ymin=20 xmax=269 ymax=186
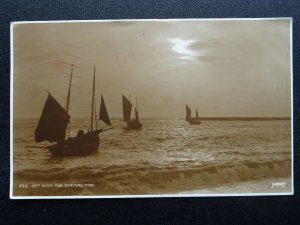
xmin=34 ymin=65 xmax=112 ymax=157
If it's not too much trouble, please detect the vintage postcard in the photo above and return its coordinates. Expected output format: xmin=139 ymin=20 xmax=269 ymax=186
xmin=10 ymin=19 xmax=293 ymax=198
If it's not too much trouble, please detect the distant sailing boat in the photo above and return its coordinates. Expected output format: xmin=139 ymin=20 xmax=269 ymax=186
xmin=34 ymin=66 xmax=112 ymax=156
xmin=122 ymin=94 xmax=142 ymax=129
xmin=185 ymin=104 xmax=201 ymax=125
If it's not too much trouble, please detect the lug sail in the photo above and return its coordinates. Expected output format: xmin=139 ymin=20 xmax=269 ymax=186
xmin=35 ymin=94 xmax=70 ymax=142
xmin=135 ymin=108 xmax=139 ymax=121
xmin=122 ymin=94 xmax=132 ymax=122
xmin=99 ymin=95 xmax=111 ymax=126
xmin=185 ymin=105 xmax=191 ymax=121
xmin=196 ymin=109 xmax=199 ymax=119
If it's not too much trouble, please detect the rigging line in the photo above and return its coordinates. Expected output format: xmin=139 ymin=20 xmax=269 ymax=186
xmin=65 ymin=64 xmax=73 ymax=138
xmin=95 ymin=95 xmax=98 ymax=130
xmin=99 ymin=93 xmax=105 ymax=126
xmin=65 ymin=64 xmax=73 ymax=113
xmin=97 ymin=71 xmax=102 ymax=129
xmin=89 ymin=98 xmax=93 ymax=132
xmin=91 ymin=67 xmax=96 ymax=131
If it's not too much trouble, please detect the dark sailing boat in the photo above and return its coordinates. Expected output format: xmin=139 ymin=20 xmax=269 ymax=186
xmin=34 ymin=66 xmax=112 ymax=156
xmin=185 ymin=104 xmax=201 ymax=125
xmin=122 ymin=94 xmax=142 ymax=129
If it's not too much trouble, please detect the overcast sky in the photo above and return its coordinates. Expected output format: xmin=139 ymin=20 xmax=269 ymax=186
xmin=13 ymin=19 xmax=291 ymax=118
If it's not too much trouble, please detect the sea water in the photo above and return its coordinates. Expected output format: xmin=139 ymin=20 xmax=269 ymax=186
xmin=12 ymin=118 xmax=292 ymax=196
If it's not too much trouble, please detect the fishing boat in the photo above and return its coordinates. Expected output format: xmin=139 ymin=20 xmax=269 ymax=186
xmin=122 ymin=94 xmax=142 ymax=129
xmin=185 ymin=104 xmax=201 ymax=125
xmin=34 ymin=66 xmax=112 ymax=156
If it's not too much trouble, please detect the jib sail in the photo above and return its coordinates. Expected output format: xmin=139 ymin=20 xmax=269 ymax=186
xmin=99 ymin=95 xmax=111 ymax=126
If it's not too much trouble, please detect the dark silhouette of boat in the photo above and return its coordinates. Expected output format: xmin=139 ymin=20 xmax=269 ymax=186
xmin=122 ymin=94 xmax=142 ymax=129
xmin=185 ymin=104 xmax=201 ymax=125
xmin=34 ymin=66 xmax=112 ymax=157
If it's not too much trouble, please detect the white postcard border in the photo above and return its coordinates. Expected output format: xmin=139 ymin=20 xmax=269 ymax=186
xmin=10 ymin=18 xmax=294 ymax=199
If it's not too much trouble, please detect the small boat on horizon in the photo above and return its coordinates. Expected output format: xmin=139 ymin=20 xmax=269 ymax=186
xmin=185 ymin=104 xmax=201 ymax=125
xmin=122 ymin=94 xmax=142 ymax=130
xmin=34 ymin=66 xmax=112 ymax=157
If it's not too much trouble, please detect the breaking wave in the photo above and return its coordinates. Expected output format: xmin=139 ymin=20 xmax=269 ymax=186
xmin=14 ymin=159 xmax=291 ymax=195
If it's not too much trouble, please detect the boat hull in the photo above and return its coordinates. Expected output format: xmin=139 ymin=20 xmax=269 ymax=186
xmin=189 ymin=120 xmax=201 ymax=125
xmin=126 ymin=120 xmax=142 ymax=130
xmin=187 ymin=118 xmax=201 ymax=125
xmin=48 ymin=131 xmax=100 ymax=157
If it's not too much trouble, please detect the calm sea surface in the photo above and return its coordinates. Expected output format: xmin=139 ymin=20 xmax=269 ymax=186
xmin=13 ymin=118 xmax=292 ymax=196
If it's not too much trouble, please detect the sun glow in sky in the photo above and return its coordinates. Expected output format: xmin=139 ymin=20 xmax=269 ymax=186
xmin=169 ymin=38 xmax=201 ymax=61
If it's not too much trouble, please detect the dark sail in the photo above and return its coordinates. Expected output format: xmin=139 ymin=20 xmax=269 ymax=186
xmin=122 ymin=94 xmax=132 ymax=122
xmin=196 ymin=109 xmax=199 ymax=119
xmin=35 ymin=94 xmax=70 ymax=142
xmin=185 ymin=105 xmax=191 ymax=121
xmin=99 ymin=95 xmax=111 ymax=126
xmin=135 ymin=108 xmax=139 ymax=121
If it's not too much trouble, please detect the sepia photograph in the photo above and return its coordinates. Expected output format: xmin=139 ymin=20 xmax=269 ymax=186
xmin=10 ymin=18 xmax=293 ymax=198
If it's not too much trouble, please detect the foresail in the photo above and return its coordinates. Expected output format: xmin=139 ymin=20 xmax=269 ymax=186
xmin=99 ymin=95 xmax=111 ymax=126
xmin=122 ymin=94 xmax=132 ymax=122
xmin=35 ymin=94 xmax=70 ymax=142
xmin=135 ymin=108 xmax=139 ymax=121
xmin=185 ymin=104 xmax=191 ymax=121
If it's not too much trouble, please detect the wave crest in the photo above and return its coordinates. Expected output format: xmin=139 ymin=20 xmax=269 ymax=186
xmin=14 ymin=159 xmax=291 ymax=195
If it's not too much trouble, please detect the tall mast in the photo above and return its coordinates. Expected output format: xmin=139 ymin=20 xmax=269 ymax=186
xmin=91 ymin=67 xmax=96 ymax=131
xmin=65 ymin=64 xmax=73 ymax=113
